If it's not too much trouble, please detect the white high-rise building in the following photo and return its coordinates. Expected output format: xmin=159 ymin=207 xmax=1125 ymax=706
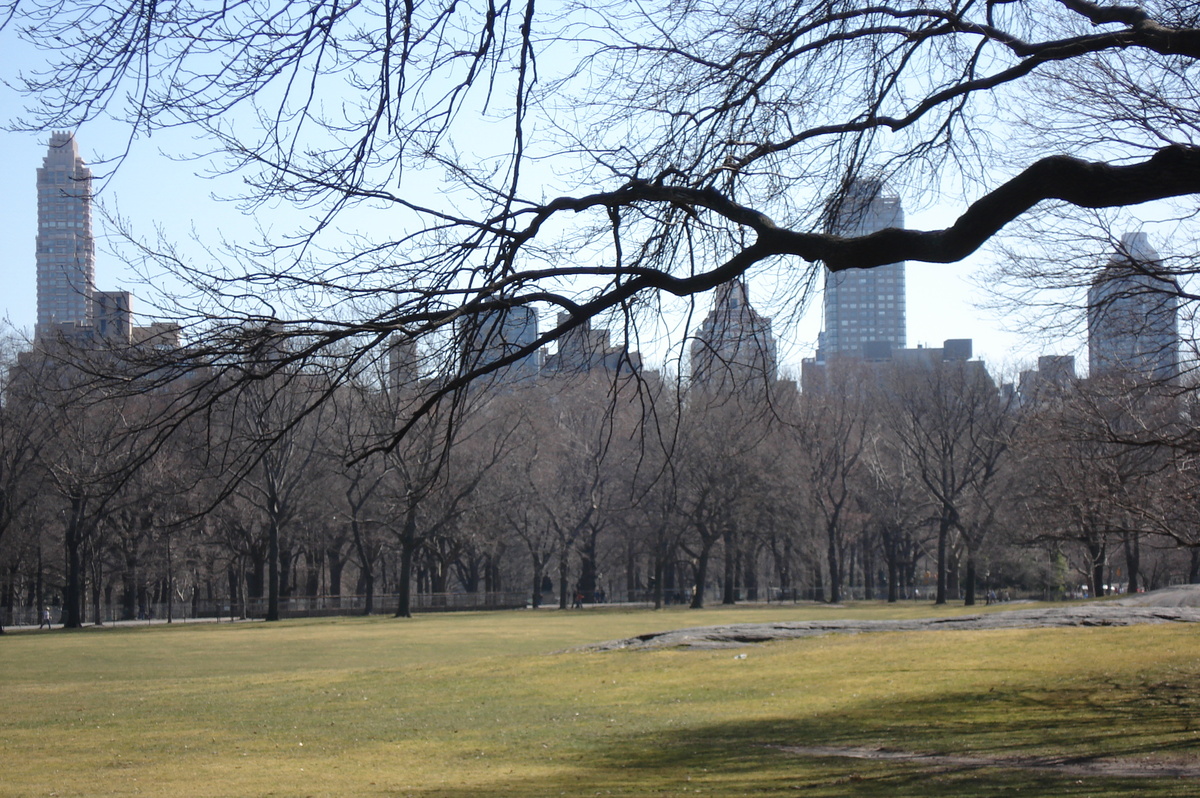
xmin=36 ymin=132 xmax=96 ymax=340
xmin=1088 ymin=232 xmax=1179 ymax=383
xmin=689 ymin=278 xmax=777 ymax=392
xmin=818 ymin=179 xmax=906 ymax=360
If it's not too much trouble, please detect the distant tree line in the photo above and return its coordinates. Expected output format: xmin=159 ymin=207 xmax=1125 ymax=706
xmin=2 ymin=332 xmax=1198 ymax=632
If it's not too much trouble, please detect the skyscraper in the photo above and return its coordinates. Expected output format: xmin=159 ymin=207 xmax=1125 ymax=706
xmin=543 ymin=314 xmax=641 ymax=376
xmin=460 ymin=305 xmax=542 ymax=384
xmin=818 ymin=179 xmax=906 ymax=360
xmin=36 ymin=132 xmax=95 ymax=340
xmin=1088 ymin=232 xmax=1179 ymax=382
xmin=93 ymin=290 xmax=133 ymax=343
xmin=689 ymin=278 xmax=777 ymax=392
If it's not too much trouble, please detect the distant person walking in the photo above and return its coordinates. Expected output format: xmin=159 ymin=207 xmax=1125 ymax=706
xmin=38 ymin=606 xmax=51 ymax=629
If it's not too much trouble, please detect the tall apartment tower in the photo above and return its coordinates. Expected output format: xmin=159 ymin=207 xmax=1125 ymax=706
xmin=1088 ymin=232 xmax=1180 ymax=382
xmin=689 ymin=278 xmax=777 ymax=392
xmin=36 ymin=131 xmax=96 ymax=340
xmin=543 ymin=314 xmax=641 ymax=376
xmin=460 ymin=305 xmax=542 ymax=384
xmin=817 ymin=179 xmax=906 ymax=360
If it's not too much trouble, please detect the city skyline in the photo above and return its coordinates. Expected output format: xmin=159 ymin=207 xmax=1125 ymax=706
xmin=1 ymin=128 xmax=1043 ymax=373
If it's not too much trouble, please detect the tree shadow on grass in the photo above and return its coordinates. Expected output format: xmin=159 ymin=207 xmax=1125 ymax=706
xmin=418 ymin=680 xmax=1200 ymax=797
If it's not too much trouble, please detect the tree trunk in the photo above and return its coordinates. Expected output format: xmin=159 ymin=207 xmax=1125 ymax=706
xmin=947 ymin=546 xmax=961 ymax=598
xmin=279 ymin=544 xmax=295 ymax=599
xmin=826 ymin=522 xmax=841 ymax=604
xmin=63 ymin=501 xmax=87 ymax=629
xmin=935 ymin=515 xmax=950 ymax=605
xmin=625 ymin=537 xmax=639 ymax=604
xmin=1123 ymin=532 xmax=1140 ymax=593
xmin=91 ymin=563 xmax=103 ymax=626
xmin=303 ymin=549 xmax=321 ymax=597
xmin=964 ymin=554 xmax=977 ymax=606
xmin=722 ymin=528 xmax=737 ymax=605
xmin=429 ymin=557 xmax=450 ymax=594
xmin=327 ymin=547 xmax=345 ymax=597
xmin=457 ymin=555 xmax=481 ymax=594
xmin=246 ymin=550 xmax=265 ymax=599
xmin=1087 ymin=537 xmax=1106 ymax=597
xmin=775 ymin=534 xmax=793 ymax=602
xmin=266 ymin=517 xmax=281 ymax=621
xmin=122 ymin=559 xmax=138 ymax=620
xmin=652 ymin=558 xmax=664 ymax=610
xmin=691 ymin=543 xmax=714 ymax=609
xmin=363 ymin=568 xmax=375 ymax=615
xmin=861 ymin=530 xmax=875 ymax=601
xmin=349 ymin=517 xmax=374 ymax=614
xmin=484 ymin=555 xmax=495 ymax=593
xmin=577 ymin=529 xmax=598 ymax=601
xmin=846 ymin=539 xmax=858 ymax=600
xmin=743 ymin=555 xmax=758 ymax=602
xmin=886 ymin=535 xmax=899 ymax=603
xmin=395 ymin=510 xmax=417 ymax=618
xmin=558 ymin=546 xmax=570 ymax=610
xmin=165 ymin=535 xmax=173 ymax=624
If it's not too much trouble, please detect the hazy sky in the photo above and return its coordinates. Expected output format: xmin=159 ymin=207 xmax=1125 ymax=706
xmin=0 ymin=29 xmax=1050 ymax=377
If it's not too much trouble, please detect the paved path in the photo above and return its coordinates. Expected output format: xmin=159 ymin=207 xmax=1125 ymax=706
xmin=1113 ymin=583 xmax=1200 ymax=607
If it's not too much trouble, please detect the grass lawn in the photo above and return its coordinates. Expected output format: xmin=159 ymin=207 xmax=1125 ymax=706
xmin=2 ymin=602 xmax=1198 ymax=796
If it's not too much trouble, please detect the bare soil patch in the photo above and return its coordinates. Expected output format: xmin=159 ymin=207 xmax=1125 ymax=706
xmin=775 ymin=745 xmax=1200 ymax=779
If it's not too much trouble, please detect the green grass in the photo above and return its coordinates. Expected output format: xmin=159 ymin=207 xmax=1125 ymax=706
xmin=3 ymin=602 xmax=1198 ymax=796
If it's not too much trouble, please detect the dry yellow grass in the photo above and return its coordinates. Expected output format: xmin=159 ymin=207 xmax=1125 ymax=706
xmin=3 ymin=603 xmax=1198 ymax=796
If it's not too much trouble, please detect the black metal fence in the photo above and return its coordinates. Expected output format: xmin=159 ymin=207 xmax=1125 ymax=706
xmin=3 ymin=591 xmax=532 ymax=627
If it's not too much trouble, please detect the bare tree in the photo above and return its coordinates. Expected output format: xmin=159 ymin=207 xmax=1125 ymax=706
xmin=860 ymin=431 xmax=933 ymax=603
xmin=19 ymin=357 xmax=157 ymax=627
xmin=670 ymin=392 xmax=776 ymax=608
xmin=883 ymin=358 xmax=1013 ymax=605
xmin=4 ymin=1 xmax=1199 ymax=450
xmin=0 ymin=336 xmax=50 ymax=631
xmin=214 ymin=361 xmax=331 ymax=621
xmin=791 ymin=365 xmax=873 ymax=604
xmin=375 ymin=380 xmax=516 ymax=618
xmin=317 ymin=380 xmax=394 ymax=613
xmin=9 ymin=2 xmax=1200 ymax=619
xmin=487 ymin=422 xmax=559 ymax=609
xmin=1016 ymin=373 xmax=1176 ymax=596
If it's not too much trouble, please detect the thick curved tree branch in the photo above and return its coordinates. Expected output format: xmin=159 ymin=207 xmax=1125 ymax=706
xmin=797 ymin=144 xmax=1200 ymax=271
xmin=501 ymin=144 xmax=1200 ymax=274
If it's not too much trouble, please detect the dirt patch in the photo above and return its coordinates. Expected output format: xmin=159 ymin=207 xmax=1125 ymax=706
xmin=776 ymin=744 xmax=1200 ymax=779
